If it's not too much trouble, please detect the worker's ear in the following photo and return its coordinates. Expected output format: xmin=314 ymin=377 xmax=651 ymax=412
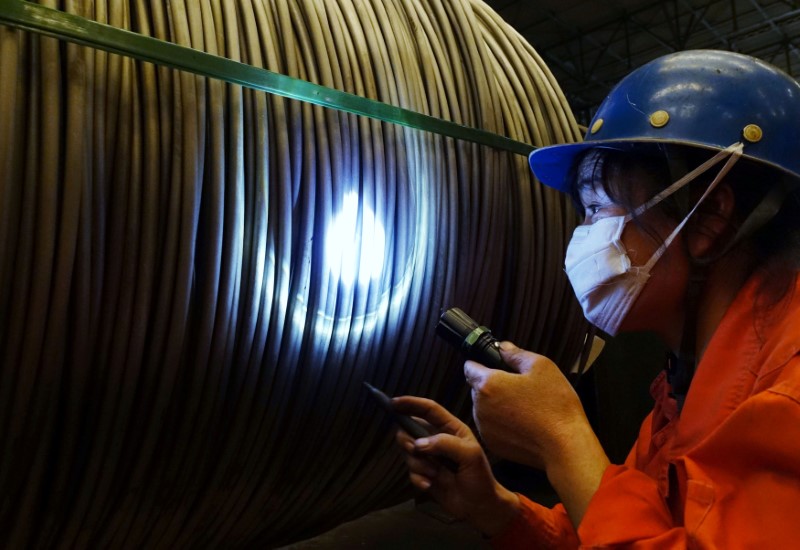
xmin=686 ymin=183 xmax=737 ymax=259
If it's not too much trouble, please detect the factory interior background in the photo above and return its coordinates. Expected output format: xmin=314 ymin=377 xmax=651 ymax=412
xmin=0 ymin=0 xmax=797 ymax=547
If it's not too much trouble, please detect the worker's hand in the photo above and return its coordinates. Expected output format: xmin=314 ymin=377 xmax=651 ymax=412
xmin=392 ymin=396 xmax=520 ymax=537
xmin=464 ymin=342 xmax=611 ymax=528
xmin=464 ymin=342 xmax=590 ymax=472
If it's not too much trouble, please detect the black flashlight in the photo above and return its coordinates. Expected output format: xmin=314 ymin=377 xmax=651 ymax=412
xmin=435 ymin=307 xmax=507 ymax=370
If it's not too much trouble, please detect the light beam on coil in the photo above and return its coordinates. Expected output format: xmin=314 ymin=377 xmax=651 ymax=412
xmin=0 ymin=0 xmax=589 ymax=547
xmin=325 ymin=191 xmax=386 ymax=288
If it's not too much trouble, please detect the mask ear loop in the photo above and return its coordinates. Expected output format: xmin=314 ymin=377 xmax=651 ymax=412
xmin=638 ymin=143 xmax=744 ymax=274
xmin=632 ymin=142 xmax=744 ymax=217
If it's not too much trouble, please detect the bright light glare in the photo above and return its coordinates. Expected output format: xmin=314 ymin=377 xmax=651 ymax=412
xmin=325 ymin=192 xmax=386 ymax=287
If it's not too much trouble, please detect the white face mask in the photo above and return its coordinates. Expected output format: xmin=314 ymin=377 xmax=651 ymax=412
xmin=565 ymin=143 xmax=743 ymax=335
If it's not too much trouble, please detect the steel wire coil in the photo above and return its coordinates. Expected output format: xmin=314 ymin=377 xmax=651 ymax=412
xmin=0 ymin=0 xmax=587 ymax=547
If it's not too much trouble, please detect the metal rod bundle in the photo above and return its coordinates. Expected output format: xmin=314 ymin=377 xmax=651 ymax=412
xmin=0 ymin=0 xmax=587 ymax=547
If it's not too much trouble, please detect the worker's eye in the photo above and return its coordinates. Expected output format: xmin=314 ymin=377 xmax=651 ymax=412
xmin=584 ymin=204 xmax=601 ymax=217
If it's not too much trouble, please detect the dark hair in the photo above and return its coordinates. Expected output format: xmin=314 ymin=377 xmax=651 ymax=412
xmin=571 ymin=145 xmax=800 ymax=305
xmin=570 ymin=145 xmax=674 ymax=213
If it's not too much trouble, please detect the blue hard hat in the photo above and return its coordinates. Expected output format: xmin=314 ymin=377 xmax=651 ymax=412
xmin=530 ymin=50 xmax=800 ymax=193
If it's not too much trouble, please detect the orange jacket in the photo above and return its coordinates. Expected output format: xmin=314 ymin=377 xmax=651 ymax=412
xmin=492 ymin=273 xmax=800 ymax=549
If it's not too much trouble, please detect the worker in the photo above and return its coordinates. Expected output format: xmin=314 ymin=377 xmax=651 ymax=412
xmin=394 ymin=49 xmax=800 ymax=547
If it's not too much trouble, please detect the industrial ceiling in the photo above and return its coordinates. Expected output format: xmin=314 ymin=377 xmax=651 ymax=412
xmin=484 ymin=0 xmax=800 ymax=124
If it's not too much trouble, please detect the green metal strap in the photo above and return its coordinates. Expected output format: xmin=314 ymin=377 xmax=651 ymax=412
xmin=0 ymin=0 xmax=535 ymax=157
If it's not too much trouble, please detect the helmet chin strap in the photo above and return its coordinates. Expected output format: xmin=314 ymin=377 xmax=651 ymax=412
xmin=694 ymin=177 xmax=797 ymax=267
xmin=667 ymin=147 xmax=798 ymax=411
xmin=669 ymin=263 xmax=705 ymax=412
xmin=662 ymin=144 xmax=742 ymax=411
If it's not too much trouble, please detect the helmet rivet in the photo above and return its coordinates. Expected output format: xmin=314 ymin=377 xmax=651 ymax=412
xmin=743 ymin=124 xmax=763 ymax=143
xmin=590 ymin=118 xmax=604 ymax=134
xmin=649 ymin=110 xmax=670 ymax=128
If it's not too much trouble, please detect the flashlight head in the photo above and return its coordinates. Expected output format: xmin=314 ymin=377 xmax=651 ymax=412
xmin=435 ymin=307 xmax=478 ymax=347
xmin=435 ymin=308 xmax=506 ymax=370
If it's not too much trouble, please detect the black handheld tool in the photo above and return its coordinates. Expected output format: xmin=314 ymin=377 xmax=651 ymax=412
xmin=363 ymin=382 xmax=458 ymax=473
xmin=435 ymin=307 xmax=507 ymax=370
